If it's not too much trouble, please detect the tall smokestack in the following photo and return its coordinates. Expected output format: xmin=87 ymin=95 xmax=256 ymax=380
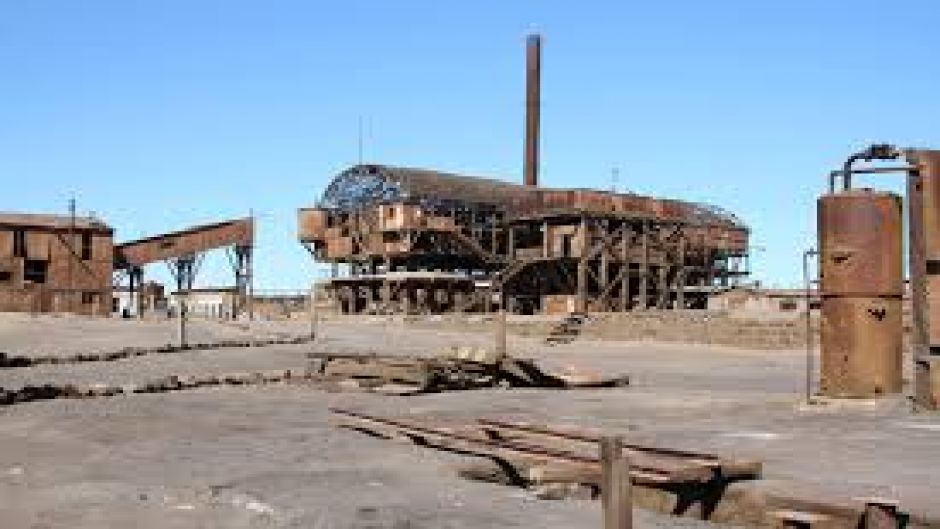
xmin=524 ymin=34 xmax=541 ymax=187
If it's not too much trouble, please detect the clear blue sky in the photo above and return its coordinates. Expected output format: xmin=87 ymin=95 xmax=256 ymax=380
xmin=2 ymin=1 xmax=938 ymax=290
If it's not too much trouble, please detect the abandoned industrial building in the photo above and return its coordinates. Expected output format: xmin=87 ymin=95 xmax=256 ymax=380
xmin=298 ymin=164 xmax=749 ymax=314
xmin=0 ymin=213 xmax=113 ymax=315
xmin=297 ymin=35 xmax=748 ymax=315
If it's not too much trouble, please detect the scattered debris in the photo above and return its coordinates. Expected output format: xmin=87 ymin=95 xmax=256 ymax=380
xmin=0 ymin=368 xmax=306 ymax=407
xmin=0 ymin=335 xmax=315 ymax=369
xmin=307 ymin=351 xmax=629 ymax=395
xmin=546 ymin=312 xmax=589 ymax=345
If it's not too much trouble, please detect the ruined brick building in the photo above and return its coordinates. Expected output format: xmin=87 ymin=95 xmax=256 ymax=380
xmin=0 ymin=213 xmax=113 ymax=315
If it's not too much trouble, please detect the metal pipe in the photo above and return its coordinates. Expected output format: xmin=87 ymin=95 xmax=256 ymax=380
xmin=841 ymin=144 xmax=901 ymax=191
xmin=803 ymin=248 xmax=818 ymax=402
xmin=524 ymin=34 xmax=541 ymax=187
xmin=829 ymin=166 xmax=916 ymax=194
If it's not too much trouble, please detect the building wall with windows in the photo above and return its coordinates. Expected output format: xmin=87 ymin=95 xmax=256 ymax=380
xmin=0 ymin=213 xmax=113 ymax=315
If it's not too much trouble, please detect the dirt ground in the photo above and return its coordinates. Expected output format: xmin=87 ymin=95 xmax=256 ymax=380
xmin=0 ymin=313 xmax=938 ymax=528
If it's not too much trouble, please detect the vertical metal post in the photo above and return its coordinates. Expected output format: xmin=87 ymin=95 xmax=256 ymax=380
xmin=908 ymin=168 xmax=930 ymax=406
xmin=600 ymin=436 xmax=632 ymax=529
xmin=803 ymin=248 xmax=818 ymax=402
xmin=128 ymin=268 xmax=137 ymax=318
xmin=175 ymin=257 xmax=195 ymax=348
xmin=136 ymin=267 xmax=145 ymax=319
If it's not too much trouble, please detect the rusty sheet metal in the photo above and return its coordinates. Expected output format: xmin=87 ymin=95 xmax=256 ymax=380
xmin=927 ymin=274 xmax=940 ymax=349
xmin=910 ymin=150 xmax=940 ymax=260
xmin=908 ymin=151 xmax=940 ymax=395
xmin=818 ymin=189 xmax=903 ymax=397
xmin=298 ymin=208 xmax=330 ymax=243
xmin=0 ymin=213 xmax=112 ymax=234
xmin=114 ymin=218 xmax=253 ymax=268
xmin=819 ymin=296 xmax=902 ymax=397
xmin=319 ymin=165 xmax=745 ymax=228
xmin=818 ymin=190 xmax=902 ymax=297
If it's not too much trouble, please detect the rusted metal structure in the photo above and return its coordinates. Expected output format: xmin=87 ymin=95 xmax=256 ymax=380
xmin=819 ymin=145 xmax=940 ymax=405
xmin=299 ymin=165 xmax=748 ymax=314
xmin=907 ymin=150 xmax=940 ymax=408
xmin=817 ymin=190 xmax=903 ymax=396
xmin=113 ymin=217 xmax=254 ymax=319
xmin=0 ymin=212 xmax=113 ymax=315
xmin=298 ymin=34 xmax=748 ymax=315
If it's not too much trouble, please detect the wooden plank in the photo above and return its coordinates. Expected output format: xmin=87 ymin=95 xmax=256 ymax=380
xmin=477 ymin=418 xmax=761 ymax=480
xmin=332 ymin=409 xmax=691 ymax=486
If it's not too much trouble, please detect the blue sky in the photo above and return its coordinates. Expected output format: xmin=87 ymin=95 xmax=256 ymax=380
xmin=1 ymin=1 xmax=937 ymax=290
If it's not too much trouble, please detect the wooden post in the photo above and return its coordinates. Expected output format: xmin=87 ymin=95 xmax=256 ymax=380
xmin=862 ymin=498 xmax=900 ymax=529
xmin=309 ymin=284 xmax=318 ymax=340
xmin=676 ymin=235 xmax=686 ymax=310
xmin=578 ymin=216 xmax=588 ymax=312
xmin=495 ymin=309 xmax=507 ymax=359
xmin=600 ymin=436 xmax=632 ymax=529
xmin=620 ymin=226 xmax=629 ymax=311
xmin=599 ymin=223 xmax=609 ymax=310
xmin=639 ymin=224 xmax=649 ymax=310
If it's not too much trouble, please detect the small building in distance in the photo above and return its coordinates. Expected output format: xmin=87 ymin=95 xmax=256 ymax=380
xmin=0 ymin=212 xmax=113 ymax=315
xmin=707 ymin=286 xmax=821 ymax=315
xmin=169 ymin=287 xmax=239 ymax=319
xmin=113 ymin=281 xmax=166 ymax=317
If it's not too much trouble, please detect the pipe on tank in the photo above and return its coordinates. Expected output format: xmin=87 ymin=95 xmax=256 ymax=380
xmin=841 ymin=143 xmax=901 ymax=191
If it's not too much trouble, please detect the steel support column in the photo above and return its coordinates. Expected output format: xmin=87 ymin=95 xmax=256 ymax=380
xmin=234 ymin=244 xmax=253 ymax=320
xmin=171 ymin=256 xmax=196 ymax=347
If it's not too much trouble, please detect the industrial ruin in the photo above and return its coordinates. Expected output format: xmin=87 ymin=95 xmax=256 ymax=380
xmin=818 ymin=146 xmax=940 ymax=408
xmin=298 ymin=36 xmax=749 ymax=316
xmin=0 ymin=213 xmax=114 ymax=315
xmin=2 ymin=26 xmax=940 ymax=529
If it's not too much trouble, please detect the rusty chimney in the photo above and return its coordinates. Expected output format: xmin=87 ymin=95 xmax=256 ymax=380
xmin=524 ymin=33 xmax=541 ymax=187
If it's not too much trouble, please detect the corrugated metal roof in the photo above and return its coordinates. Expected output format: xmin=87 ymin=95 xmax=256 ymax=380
xmin=0 ymin=212 xmax=112 ymax=232
xmin=321 ymin=164 xmax=746 ymax=228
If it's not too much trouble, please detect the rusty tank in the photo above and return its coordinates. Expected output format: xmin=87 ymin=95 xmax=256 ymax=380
xmin=818 ymin=189 xmax=903 ymax=397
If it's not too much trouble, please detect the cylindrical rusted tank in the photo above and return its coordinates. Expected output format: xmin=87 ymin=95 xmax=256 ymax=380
xmin=818 ymin=189 xmax=903 ymax=397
